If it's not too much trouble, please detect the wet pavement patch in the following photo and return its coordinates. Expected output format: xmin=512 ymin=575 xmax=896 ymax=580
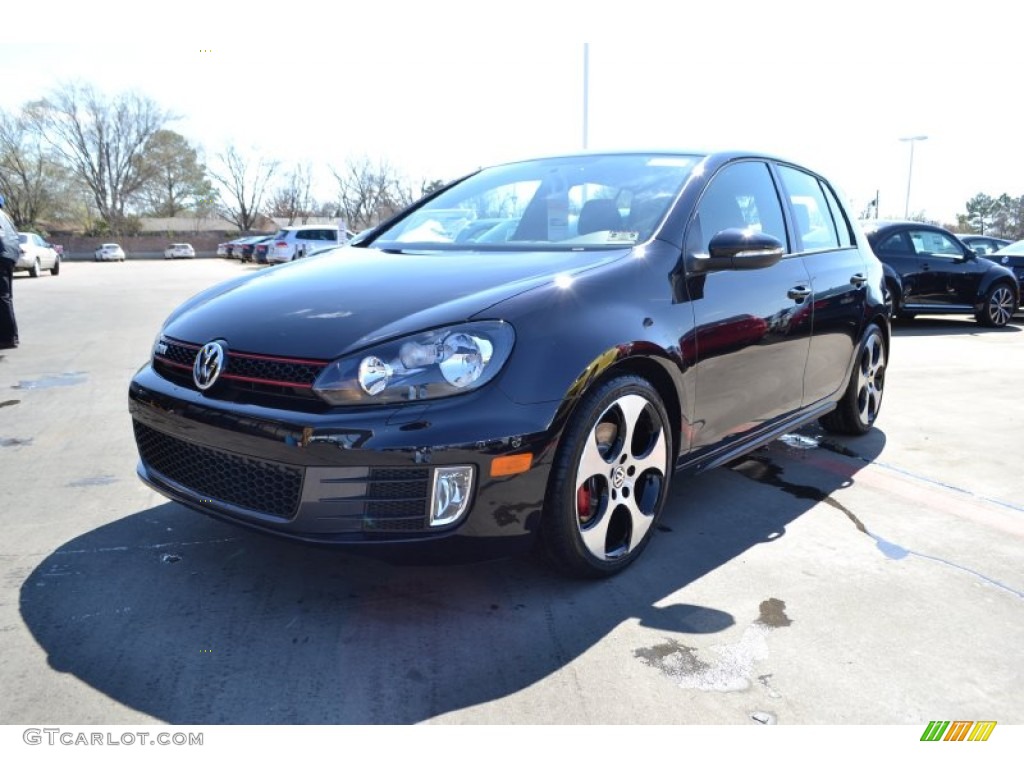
xmin=635 ymin=625 xmax=771 ymax=692
xmin=732 ymin=447 xmax=1023 ymax=597
xmin=12 ymin=372 xmax=87 ymax=390
xmin=756 ymin=598 xmax=792 ymax=628
xmin=67 ymin=475 xmax=119 ymax=487
xmin=728 ymin=454 xmax=830 ymax=503
xmin=634 ymin=639 xmax=708 ymax=676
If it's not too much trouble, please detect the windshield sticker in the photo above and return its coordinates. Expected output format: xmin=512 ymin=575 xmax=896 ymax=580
xmin=607 ymin=231 xmax=640 ymax=243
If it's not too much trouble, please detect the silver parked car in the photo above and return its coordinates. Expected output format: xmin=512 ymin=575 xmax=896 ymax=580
xmin=15 ymin=232 xmax=61 ymax=277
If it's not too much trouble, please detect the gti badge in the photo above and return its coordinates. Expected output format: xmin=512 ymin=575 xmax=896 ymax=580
xmin=193 ymin=341 xmax=226 ymax=390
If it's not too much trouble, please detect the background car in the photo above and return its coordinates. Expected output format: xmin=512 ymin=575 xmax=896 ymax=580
xmin=959 ymin=234 xmax=1011 ymax=255
xmin=164 ymin=243 xmax=196 ymax=259
xmin=267 ymin=225 xmax=349 ymax=263
xmin=252 ymin=237 xmax=275 ymax=264
xmin=863 ymin=220 xmax=1019 ymax=327
xmin=239 ymin=235 xmax=273 ymax=263
xmin=130 ymin=150 xmax=889 ymax=579
xmin=219 ymin=237 xmax=254 ymax=259
xmin=981 ymin=240 xmax=1024 ymax=312
xmin=14 ymin=232 xmax=60 ymax=277
xmin=95 ymin=243 xmax=126 ymax=262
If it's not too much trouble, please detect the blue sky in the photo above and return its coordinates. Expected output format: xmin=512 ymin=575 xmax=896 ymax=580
xmin=1 ymin=1 xmax=1019 ymax=224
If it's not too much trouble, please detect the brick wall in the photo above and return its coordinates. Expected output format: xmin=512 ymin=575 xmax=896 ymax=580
xmin=57 ymin=232 xmax=274 ymax=259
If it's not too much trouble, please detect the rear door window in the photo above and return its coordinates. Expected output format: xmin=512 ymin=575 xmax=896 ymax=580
xmin=778 ymin=166 xmax=840 ymax=251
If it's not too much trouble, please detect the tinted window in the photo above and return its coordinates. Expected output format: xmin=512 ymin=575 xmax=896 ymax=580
xmin=778 ymin=165 xmax=840 ymax=251
xmin=819 ymin=183 xmax=854 ymax=247
xmin=687 ymin=161 xmax=787 ymax=254
xmin=876 ymin=232 xmax=912 ymax=253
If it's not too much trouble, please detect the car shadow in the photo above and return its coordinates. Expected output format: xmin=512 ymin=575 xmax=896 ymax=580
xmin=891 ymin=316 xmax=1021 ymax=336
xmin=19 ymin=428 xmax=885 ymax=724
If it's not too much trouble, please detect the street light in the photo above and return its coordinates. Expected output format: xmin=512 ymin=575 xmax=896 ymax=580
xmin=900 ymin=135 xmax=928 ymax=218
xmin=582 ymin=43 xmax=589 ymax=150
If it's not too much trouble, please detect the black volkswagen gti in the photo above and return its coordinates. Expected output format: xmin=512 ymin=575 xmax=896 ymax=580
xmin=129 ymin=151 xmax=890 ymax=578
xmin=862 ymin=220 xmax=1019 ymax=327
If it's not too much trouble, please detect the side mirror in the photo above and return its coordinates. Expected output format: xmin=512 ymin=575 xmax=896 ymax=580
xmin=689 ymin=228 xmax=785 ymax=272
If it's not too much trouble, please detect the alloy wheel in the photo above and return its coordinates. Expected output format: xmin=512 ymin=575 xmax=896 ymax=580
xmin=855 ymin=331 xmax=885 ymax=426
xmin=987 ymin=286 xmax=1015 ymax=327
xmin=574 ymin=393 xmax=668 ymax=562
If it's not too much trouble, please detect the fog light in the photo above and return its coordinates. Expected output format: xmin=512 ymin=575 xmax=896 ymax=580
xmin=430 ymin=466 xmax=474 ymax=527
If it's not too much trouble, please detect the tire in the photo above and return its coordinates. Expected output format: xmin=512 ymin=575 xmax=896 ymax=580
xmin=820 ymin=324 xmax=886 ymax=435
xmin=29 ymin=258 xmax=41 ymax=278
xmin=884 ymin=279 xmax=916 ymax=321
xmin=976 ymin=282 xmax=1016 ymax=328
xmin=541 ymin=375 xmax=672 ymax=578
xmin=884 ymin=279 xmax=901 ymax=320
xmin=51 ymin=257 xmax=60 ymax=276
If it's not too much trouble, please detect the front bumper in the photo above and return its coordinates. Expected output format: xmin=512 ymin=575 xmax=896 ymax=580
xmin=129 ymin=364 xmax=563 ymax=555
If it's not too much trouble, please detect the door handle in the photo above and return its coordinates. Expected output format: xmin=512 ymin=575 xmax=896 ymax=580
xmin=787 ymin=286 xmax=811 ymax=301
xmin=850 ymin=273 xmax=867 ymax=286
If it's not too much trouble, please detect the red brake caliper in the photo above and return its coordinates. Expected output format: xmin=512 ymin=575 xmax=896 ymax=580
xmin=577 ymin=483 xmax=592 ymax=523
xmin=577 ymin=483 xmax=593 ymax=528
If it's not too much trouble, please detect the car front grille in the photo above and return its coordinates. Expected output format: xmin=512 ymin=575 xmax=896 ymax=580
xmin=153 ymin=337 xmax=330 ymax=410
xmin=134 ymin=421 xmax=303 ymax=520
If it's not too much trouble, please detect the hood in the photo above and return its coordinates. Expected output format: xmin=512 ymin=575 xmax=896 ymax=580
xmin=161 ymin=245 xmax=630 ymax=359
xmin=987 ymin=253 xmax=1024 ymax=269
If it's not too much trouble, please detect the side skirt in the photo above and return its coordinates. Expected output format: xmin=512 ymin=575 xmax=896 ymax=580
xmin=674 ymin=400 xmax=837 ymax=476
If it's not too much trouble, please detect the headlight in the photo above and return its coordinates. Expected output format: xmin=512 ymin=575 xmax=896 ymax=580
xmin=313 ymin=321 xmax=515 ymax=405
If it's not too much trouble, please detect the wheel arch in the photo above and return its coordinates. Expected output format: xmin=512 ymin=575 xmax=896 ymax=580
xmin=977 ymin=271 xmax=1020 ymax=306
xmin=551 ymin=350 xmax=687 ymax=468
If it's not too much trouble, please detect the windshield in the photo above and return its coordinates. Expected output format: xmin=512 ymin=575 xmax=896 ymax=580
xmin=368 ymin=153 xmax=701 ymax=252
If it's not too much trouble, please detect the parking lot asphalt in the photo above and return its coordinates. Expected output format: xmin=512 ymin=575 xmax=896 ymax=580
xmin=0 ymin=259 xmax=1021 ymax=726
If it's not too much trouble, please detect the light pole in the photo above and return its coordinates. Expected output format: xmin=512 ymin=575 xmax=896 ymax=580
xmin=900 ymin=135 xmax=928 ymax=218
xmin=582 ymin=43 xmax=589 ymax=150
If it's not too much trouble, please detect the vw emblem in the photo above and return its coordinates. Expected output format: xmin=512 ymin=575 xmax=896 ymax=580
xmin=193 ymin=341 xmax=226 ymax=390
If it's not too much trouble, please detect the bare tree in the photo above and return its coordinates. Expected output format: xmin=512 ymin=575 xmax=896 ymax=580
xmin=27 ymin=83 xmax=172 ymax=230
xmin=330 ymin=156 xmax=411 ymax=230
xmin=208 ymin=144 xmax=279 ymax=231
xmin=266 ymin=163 xmax=316 ymax=225
xmin=0 ymin=107 xmax=73 ymax=228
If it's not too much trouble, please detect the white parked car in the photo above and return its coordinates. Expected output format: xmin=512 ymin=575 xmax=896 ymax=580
xmin=95 ymin=243 xmax=126 ymax=262
xmin=164 ymin=243 xmax=196 ymax=259
xmin=14 ymin=232 xmax=61 ymax=277
xmin=267 ymin=225 xmax=350 ymax=264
